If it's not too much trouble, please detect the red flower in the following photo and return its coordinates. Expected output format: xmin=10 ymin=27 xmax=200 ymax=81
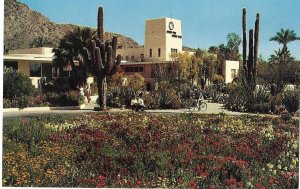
xmin=255 ymin=183 xmax=266 ymax=189
xmin=135 ymin=179 xmax=142 ymax=187
xmin=177 ymin=178 xmax=184 ymax=185
xmin=188 ymin=180 xmax=197 ymax=189
xmin=226 ymin=177 xmax=237 ymax=188
xmin=98 ymin=175 xmax=106 ymax=180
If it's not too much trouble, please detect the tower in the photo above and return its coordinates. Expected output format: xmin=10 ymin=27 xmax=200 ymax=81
xmin=144 ymin=18 xmax=182 ymax=61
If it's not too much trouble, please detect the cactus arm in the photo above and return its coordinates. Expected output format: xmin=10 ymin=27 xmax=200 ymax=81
xmin=107 ymin=54 xmax=121 ymax=76
xmin=254 ymin=13 xmax=260 ymax=77
xmin=105 ymin=46 xmax=113 ymax=73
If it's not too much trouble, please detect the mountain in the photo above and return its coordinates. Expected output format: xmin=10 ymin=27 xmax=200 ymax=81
xmin=4 ymin=0 xmax=140 ymax=51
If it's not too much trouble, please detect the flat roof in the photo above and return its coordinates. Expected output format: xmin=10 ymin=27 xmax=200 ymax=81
xmin=120 ymin=61 xmax=172 ymax=65
xmin=4 ymin=54 xmax=53 ymax=63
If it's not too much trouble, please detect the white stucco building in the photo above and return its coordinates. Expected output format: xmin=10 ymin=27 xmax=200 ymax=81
xmin=223 ymin=60 xmax=239 ymax=83
xmin=3 ymin=47 xmax=54 ymax=88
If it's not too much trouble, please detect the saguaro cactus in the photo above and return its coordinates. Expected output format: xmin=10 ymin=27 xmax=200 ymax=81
xmin=241 ymin=8 xmax=260 ymax=110
xmin=83 ymin=6 xmax=121 ymax=110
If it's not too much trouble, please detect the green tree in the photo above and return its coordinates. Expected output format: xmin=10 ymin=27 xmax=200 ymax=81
xmin=226 ymin=32 xmax=241 ymax=60
xmin=3 ymin=67 xmax=37 ymax=99
xmin=269 ymin=28 xmax=300 ymax=52
xmin=267 ymin=48 xmax=298 ymax=94
xmin=52 ymin=27 xmax=96 ymax=88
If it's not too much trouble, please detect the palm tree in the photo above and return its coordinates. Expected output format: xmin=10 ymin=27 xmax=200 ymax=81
xmin=268 ymin=48 xmax=296 ymax=93
xmin=269 ymin=29 xmax=300 ymax=52
xmin=52 ymin=27 xmax=96 ymax=88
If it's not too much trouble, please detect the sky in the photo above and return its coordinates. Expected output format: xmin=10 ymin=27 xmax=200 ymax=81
xmin=15 ymin=0 xmax=300 ymax=60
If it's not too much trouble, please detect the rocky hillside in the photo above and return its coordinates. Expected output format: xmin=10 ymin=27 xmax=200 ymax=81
xmin=4 ymin=0 xmax=140 ymax=51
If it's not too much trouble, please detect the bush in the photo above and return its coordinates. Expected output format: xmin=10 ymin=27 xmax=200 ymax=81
xmin=46 ymin=90 xmax=84 ymax=106
xmin=143 ymin=92 xmax=160 ymax=109
xmin=252 ymin=103 xmax=270 ymax=113
xmin=224 ymin=84 xmax=248 ymax=112
xmin=212 ymin=74 xmax=224 ymax=84
xmin=282 ymin=90 xmax=299 ymax=113
xmin=157 ymin=81 xmax=181 ymax=109
xmin=3 ymin=96 xmax=48 ymax=109
xmin=3 ymin=67 xmax=37 ymax=99
xmin=280 ymin=113 xmax=292 ymax=121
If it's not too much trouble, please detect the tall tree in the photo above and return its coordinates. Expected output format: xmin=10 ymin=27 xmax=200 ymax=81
xmin=270 ymin=28 xmax=300 ymax=52
xmin=226 ymin=32 xmax=241 ymax=60
xmin=268 ymin=48 xmax=298 ymax=93
xmin=52 ymin=27 xmax=96 ymax=88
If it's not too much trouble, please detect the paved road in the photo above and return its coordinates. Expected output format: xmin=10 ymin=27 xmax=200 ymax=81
xmin=3 ymin=101 xmax=246 ymax=118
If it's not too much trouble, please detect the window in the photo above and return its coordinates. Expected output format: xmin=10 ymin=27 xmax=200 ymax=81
xmin=126 ymin=56 xmax=129 ymax=60
xmin=30 ymin=63 xmax=41 ymax=77
xmin=140 ymin=54 xmax=145 ymax=61
xmin=171 ymin=48 xmax=178 ymax=54
xmin=149 ymin=49 xmax=152 ymax=57
xmin=41 ymin=63 xmax=52 ymax=79
xmin=4 ymin=61 xmax=18 ymax=70
xmin=231 ymin=69 xmax=237 ymax=78
xmin=124 ymin=66 xmax=144 ymax=73
xmin=158 ymin=48 xmax=161 ymax=57
xmin=131 ymin=56 xmax=134 ymax=60
xmin=30 ymin=63 xmax=52 ymax=78
xmin=121 ymin=56 xmax=124 ymax=60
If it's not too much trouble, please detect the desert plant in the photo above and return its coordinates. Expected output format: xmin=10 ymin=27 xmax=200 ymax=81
xmin=282 ymin=90 xmax=299 ymax=113
xmin=240 ymin=8 xmax=260 ymax=111
xmin=82 ymin=6 xmax=121 ymax=110
xmin=3 ymin=67 xmax=37 ymax=99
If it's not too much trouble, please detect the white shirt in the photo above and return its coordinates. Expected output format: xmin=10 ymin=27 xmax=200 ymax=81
xmin=137 ymin=98 xmax=144 ymax=106
xmin=131 ymin=98 xmax=138 ymax=106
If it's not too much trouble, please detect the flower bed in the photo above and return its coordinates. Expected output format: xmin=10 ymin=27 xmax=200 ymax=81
xmin=2 ymin=113 xmax=299 ymax=188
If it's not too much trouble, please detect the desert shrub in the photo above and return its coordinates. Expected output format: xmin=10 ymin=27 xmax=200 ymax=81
xmin=224 ymin=84 xmax=248 ymax=112
xmin=280 ymin=113 xmax=292 ymax=121
xmin=251 ymin=86 xmax=271 ymax=113
xmin=177 ymin=82 xmax=191 ymax=99
xmin=3 ymin=98 xmax=18 ymax=108
xmin=3 ymin=67 xmax=37 ymax=99
xmin=45 ymin=92 xmax=62 ymax=106
xmin=212 ymin=74 xmax=224 ymax=84
xmin=46 ymin=90 xmax=84 ymax=106
xmin=252 ymin=103 xmax=270 ymax=113
xmin=282 ymin=90 xmax=299 ymax=113
xmin=3 ymin=96 xmax=48 ymax=109
xmin=107 ymin=73 xmax=145 ymax=108
xmin=143 ymin=92 xmax=160 ymax=109
xmin=65 ymin=90 xmax=85 ymax=106
xmin=157 ymin=81 xmax=181 ymax=109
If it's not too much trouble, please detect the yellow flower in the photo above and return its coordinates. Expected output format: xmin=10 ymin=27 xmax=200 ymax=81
xmin=291 ymin=158 xmax=297 ymax=166
xmin=266 ymin=163 xmax=273 ymax=169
